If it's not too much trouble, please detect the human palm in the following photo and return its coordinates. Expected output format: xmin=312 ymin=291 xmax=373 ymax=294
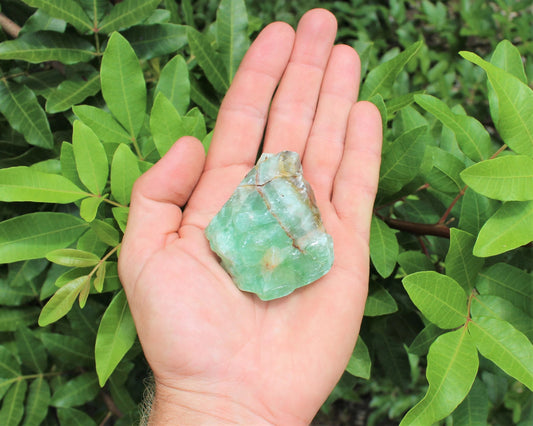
xmin=119 ymin=9 xmax=382 ymax=424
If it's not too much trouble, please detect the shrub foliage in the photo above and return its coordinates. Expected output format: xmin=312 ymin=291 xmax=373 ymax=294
xmin=0 ymin=0 xmax=531 ymax=424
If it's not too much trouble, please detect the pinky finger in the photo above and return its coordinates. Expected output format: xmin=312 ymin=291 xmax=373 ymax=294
xmin=332 ymin=101 xmax=382 ymax=242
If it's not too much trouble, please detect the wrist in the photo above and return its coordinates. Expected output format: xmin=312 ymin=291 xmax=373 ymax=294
xmin=148 ymin=379 xmax=280 ymax=425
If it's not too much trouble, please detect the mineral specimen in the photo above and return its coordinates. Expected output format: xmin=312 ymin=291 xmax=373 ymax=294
xmin=205 ymin=151 xmax=334 ymax=301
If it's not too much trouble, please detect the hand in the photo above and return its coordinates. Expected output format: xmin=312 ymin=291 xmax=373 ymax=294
xmin=118 ymin=8 xmax=382 ymax=425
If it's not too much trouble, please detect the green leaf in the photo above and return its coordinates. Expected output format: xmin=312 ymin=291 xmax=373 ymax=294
xmin=459 ymin=188 xmax=499 ymax=235
xmin=101 ymin=32 xmax=146 ymax=139
xmin=373 ymin=331 xmax=410 ymax=387
xmin=189 ymin=77 xmax=220 ymax=119
xmin=39 ymin=333 xmax=93 ymax=367
xmin=80 ymin=196 xmax=104 ymax=222
xmin=216 ymin=0 xmax=250 ymax=82
xmin=415 ymin=94 xmax=492 ymax=162
xmin=187 ymin=26 xmax=229 ymax=94
xmin=0 ymin=31 xmax=95 ymax=64
xmin=155 ymin=54 xmax=190 ymax=115
xmin=15 ymin=328 xmax=47 ymax=373
xmin=38 ymin=276 xmax=89 ymax=326
xmin=475 ymin=263 xmax=532 ymax=315
xmin=163 ymin=0 xmax=180 ymax=24
xmin=460 ymin=155 xmax=533 ymax=201
xmin=397 ymin=251 xmax=434 ymax=275
xmin=0 ymin=308 xmax=40 ymax=331
xmin=109 ymin=374 xmax=137 ymax=413
xmin=453 ymin=379 xmax=489 ymax=426
xmin=0 ymin=80 xmax=53 ymax=149
xmin=123 ymin=23 xmax=187 ymax=60
xmin=460 ymin=51 xmax=533 ymax=158
xmin=364 ymin=285 xmax=398 ymax=317
xmin=0 ymin=212 xmax=88 ymax=263
xmin=60 ymin=142 xmax=84 ymax=189
xmin=491 ymin=41 xmax=527 ymax=84
xmin=0 ymin=381 xmax=14 ymax=404
xmin=489 ymin=40 xmax=528 ymax=124
xmin=98 ymin=0 xmax=161 ymax=33
xmin=0 ymin=166 xmax=88 ymax=203
xmin=0 ymin=345 xmax=21 ymax=378
xmin=182 ymin=0 xmax=194 ymax=26
xmin=46 ymin=248 xmax=100 ymax=267
xmin=46 ymin=72 xmax=100 ymax=113
xmin=95 ymin=290 xmax=137 ymax=386
xmin=361 ymin=40 xmax=422 ymax=100
xmin=183 ymin=108 xmax=207 ymax=140
xmin=469 ymin=316 xmax=533 ymax=391
xmin=400 ymin=329 xmax=479 ymax=425
xmin=0 ymin=379 xmax=27 ymax=425
xmin=369 ymin=216 xmax=399 ymax=278
xmin=386 ymin=92 xmax=418 ymax=116
xmin=445 ymin=228 xmax=484 ymax=293
xmin=369 ymin=94 xmax=387 ymax=130
xmin=20 ymin=9 xmax=67 ymax=34
xmin=94 ymin=262 xmax=106 ymax=293
xmin=402 ymin=271 xmax=468 ymax=329
xmin=471 ymin=295 xmax=533 ymax=341
xmin=150 ymin=92 xmax=187 ymax=156
xmin=474 ymin=200 xmax=533 ymax=257
xmin=378 ymin=125 xmax=427 ymax=195
xmin=72 ymin=120 xmax=109 ymax=195
xmin=111 ymin=144 xmax=141 ymax=206
xmin=57 ymin=407 xmax=97 ymax=426
xmin=21 ymin=0 xmax=93 ymax=32
xmin=408 ymin=323 xmax=443 ymax=356
xmin=50 ymin=372 xmax=99 ymax=407
xmin=346 ymin=338 xmax=371 ymax=379
xmin=90 ymin=220 xmax=120 ymax=247
xmin=426 ymin=146 xmax=465 ymax=193
xmin=22 ymin=377 xmax=50 ymax=426
xmin=77 ymin=229 xmax=106 ymax=257
xmin=0 ymin=279 xmax=34 ymax=307
xmin=73 ymin=105 xmax=132 ymax=145
xmin=112 ymin=207 xmax=129 ymax=233
xmin=54 ymin=267 xmax=90 ymax=289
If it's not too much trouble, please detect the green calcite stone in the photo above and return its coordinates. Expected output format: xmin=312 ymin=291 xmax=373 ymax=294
xmin=205 ymin=151 xmax=334 ymax=301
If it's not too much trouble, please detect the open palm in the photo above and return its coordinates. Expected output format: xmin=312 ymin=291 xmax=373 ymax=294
xmin=118 ymin=9 xmax=382 ymax=424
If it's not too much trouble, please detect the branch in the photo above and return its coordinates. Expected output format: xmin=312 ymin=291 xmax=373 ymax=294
xmin=102 ymin=391 xmax=123 ymax=418
xmin=0 ymin=13 xmax=21 ymax=38
xmin=383 ymin=217 xmax=451 ymax=238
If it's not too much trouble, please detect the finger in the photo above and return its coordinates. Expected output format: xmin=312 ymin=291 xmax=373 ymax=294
xmin=262 ymin=9 xmax=337 ymax=156
xmin=302 ymin=44 xmax=360 ymax=205
xmin=332 ymin=101 xmax=382 ymax=242
xmin=205 ymin=22 xmax=295 ymax=171
xmin=119 ymin=137 xmax=206 ymax=287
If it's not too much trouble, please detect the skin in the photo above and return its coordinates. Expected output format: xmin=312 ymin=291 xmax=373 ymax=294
xmin=118 ymin=8 xmax=383 ymax=425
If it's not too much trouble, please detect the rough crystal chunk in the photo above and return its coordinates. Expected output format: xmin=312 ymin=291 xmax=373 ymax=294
xmin=205 ymin=151 xmax=334 ymax=301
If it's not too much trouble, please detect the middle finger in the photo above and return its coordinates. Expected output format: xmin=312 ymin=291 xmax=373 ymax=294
xmin=262 ymin=9 xmax=337 ymax=156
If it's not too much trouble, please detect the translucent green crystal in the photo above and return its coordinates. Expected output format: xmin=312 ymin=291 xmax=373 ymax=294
xmin=205 ymin=151 xmax=334 ymax=301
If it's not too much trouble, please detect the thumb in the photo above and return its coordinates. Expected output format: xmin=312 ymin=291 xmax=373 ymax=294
xmin=119 ymin=136 xmax=205 ymax=288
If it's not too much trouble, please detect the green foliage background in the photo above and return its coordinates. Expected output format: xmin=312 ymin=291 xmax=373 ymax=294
xmin=0 ymin=0 xmax=532 ymax=424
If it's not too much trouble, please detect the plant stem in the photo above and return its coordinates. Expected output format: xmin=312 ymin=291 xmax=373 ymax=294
xmin=490 ymin=143 xmax=508 ymax=159
xmin=102 ymin=197 xmax=128 ymax=209
xmin=437 ymin=143 xmax=508 ymax=224
xmin=383 ymin=217 xmax=451 ymax=238
xmin=438 ymin=185 xmax=467 ymax=224
xmin=131 ymin=137 xmax=144 ymax=161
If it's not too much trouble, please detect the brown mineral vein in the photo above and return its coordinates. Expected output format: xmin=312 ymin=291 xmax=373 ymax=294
xmin=254 ymin=174 xmax=303 ymax=253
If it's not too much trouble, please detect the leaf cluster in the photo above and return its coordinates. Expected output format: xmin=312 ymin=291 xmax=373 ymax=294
xmin=0 ymin=0 xmax=531 ymax=425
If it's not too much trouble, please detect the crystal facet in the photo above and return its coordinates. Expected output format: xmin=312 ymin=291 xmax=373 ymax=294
xmin=205 ymin=151 xmax=334 ymax=301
